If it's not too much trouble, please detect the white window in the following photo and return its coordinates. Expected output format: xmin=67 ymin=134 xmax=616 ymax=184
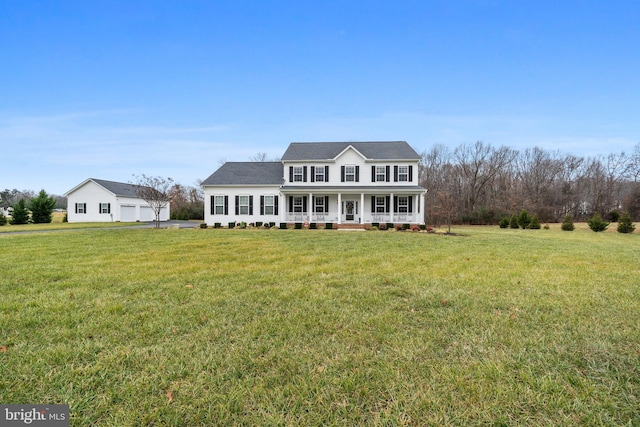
xmin=239 ymin=195 xmax=250 ymax=215
xmin=293 ymin=166 xmax=304 ymax=182
xmin=375 ymin=196 xmax=386 ymax=213
xmin=315 ymin=167 xmax=325 ymax=182
xmin=100 ymin=203 xmax=111 ymax=214
xmin=293 ymin=196 xmax=304 ymax=213
xmin=345 ymin=165 xmax=356 ymax=182
xmin=264 ymin=195 xmax=275 ymax=215
xmin=214 ymin=196 xmax=225 ymax=215
xmin=75 ymin=203 xmax=86 ymax=214
xmin=397 ymin=196 xmax=409 ymax=213
xmin=376 ymin=166 xmax=386 ymax=182
xmin=397 ymin=166 xmax=409 ymax=182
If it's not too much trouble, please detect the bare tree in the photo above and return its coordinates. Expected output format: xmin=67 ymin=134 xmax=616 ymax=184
xmin=250 ymin=152 xmax=280 ymax=162
xmin=132 ymin=175 xmax=174 ymax=228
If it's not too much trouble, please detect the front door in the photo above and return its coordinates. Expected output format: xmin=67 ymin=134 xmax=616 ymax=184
xmin=344 ymin=200 xmax=357 ymax=222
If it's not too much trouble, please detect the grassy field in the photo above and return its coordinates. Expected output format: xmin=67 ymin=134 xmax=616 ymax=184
xmin=1 ymin=226 xmax=638 ymax=425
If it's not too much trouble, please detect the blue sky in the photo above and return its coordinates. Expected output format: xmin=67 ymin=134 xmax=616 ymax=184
xmin=2 ymin=1 xmax=639 ymax=195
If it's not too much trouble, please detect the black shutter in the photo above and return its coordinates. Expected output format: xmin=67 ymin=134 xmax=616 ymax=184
xmin=302 ymin=196 xmax=308 ymax=213
xmin=75 ymin=203 xmax=78 ymax=214
xmin=355 ymin=166 xmax=359 ymax=182
xmin=99 ymin=203 xmax=101 ymax=213
xmin=289 ymin=196 xmax=293 ymax=213
xmin=386 ymin=196 xmax=391 ymax=213
xmin=324 ymin=196 xmax=329 ymax=213
xmin=274 ymin=196 xmax=279 ymax=215
xmin=310 ymin=166 xmax=315 ymax=182
xmin=409 ymin=166 xmax=413 ymax=181
xmin=386 ymin=166 xmax=390 ymax=182
xmin=312 ymin=196 xmax=315 ymax=213
xmin=325 ymin=166 xmax=329 ymax=181
xmin=289 ymin=166 xmax=294 ymax=183
xmin=260 ymin=196 xmax=264 ymax=215
xmin=394 ymin=166 xmax=399 ymax=182
xmin=249 ymin=196 xmax=253 ymax=215
xmin=303 ymin=166 xmax=307 ymax=182
xmin=108 ymin=203 xmax=111 ymax=214
xmin=371 ymin=166 xmax=376 ymax=183
xmin=210 ymin=196 xmax=215 ymax=215
xmin=341 ymin=166 xmax=345 ymax=182
xmin=393 ymin=196 xmax=398 ymax=213
xmin=409 ymin=196 xmax=413 ymax=213
xmin=371 ymin=196 xmax=376 ymax=213
xmin=224 ymin=196 xmax=229 ymax=215
xmin=235 ymin=196 xmax=239 ymax=215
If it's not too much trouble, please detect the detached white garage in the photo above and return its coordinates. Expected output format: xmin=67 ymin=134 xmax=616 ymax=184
xmin=64 ymin=178 xmax=170 ymax=223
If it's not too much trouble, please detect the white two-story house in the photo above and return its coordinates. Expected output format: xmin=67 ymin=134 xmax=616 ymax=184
xmin=202 ymin=141 xmax=426 ymax=226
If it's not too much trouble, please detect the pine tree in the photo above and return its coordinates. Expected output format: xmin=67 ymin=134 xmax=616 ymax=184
xmin=9 ymin=199 xmax=30 ymax=225
xmin=28 ymin=190 xmax=56 ymax=224
xmin=617 ymin=212 xmax=635 ymax=234
xmin=517 ymin=210 xmax=532 ymax=229
xmin=0 ymin=212 xmax=7 ymax=226
xmin=587 ymin=213 xmax=609 ymax=232
xmin=529 ymin=214 xmax=541 ymax=229
xmin=561 ymin=215 xmax=575 ymax=231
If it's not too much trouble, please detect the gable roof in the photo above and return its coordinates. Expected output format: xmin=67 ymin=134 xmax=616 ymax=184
xmin=65 ymin=178 xmax=145 ymax=198
xmin=281 ymin=141 xmax=421 ymax=161
xmin=201 ymin=162 xmax=283 ymax=186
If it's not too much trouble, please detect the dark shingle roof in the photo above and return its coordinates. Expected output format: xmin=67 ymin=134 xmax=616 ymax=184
xmin=281 ymin=141 xmax=420 ymax=161
xmin=91 ymin=179 xmax=144 ymax=197
xmin=201 ymin=162 xmax=283 ymax=186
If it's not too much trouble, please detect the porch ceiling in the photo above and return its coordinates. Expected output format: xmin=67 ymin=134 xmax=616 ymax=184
xmin=279 ymin=185 xmax=426 ymax=193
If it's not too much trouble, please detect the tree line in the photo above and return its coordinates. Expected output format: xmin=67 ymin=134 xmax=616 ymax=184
xmin=419 ymin=141 xmax=640 ymax=226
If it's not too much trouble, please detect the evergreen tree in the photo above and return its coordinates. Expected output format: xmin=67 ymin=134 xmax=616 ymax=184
xmin=28 ymin=190 xmax=56 ymax=224
xmin=587 ymin=213 xmax=609 ymax=232
xmin=561 ymin=215 xmax=575 ymax=231
xmin=10 ymin=199 xmax=30 ymax=225
xmin=617 ymin=212 xmax=635 ymax=234
xmin=509 ymin=214 xmax=519 ymax=229
xmin=529 ymin=214 xmax=541 ymax=229
xmin=0 ymin=212 xmax=7 ymax=226
xmin=517 ymin=210 xmax=532 ymax=229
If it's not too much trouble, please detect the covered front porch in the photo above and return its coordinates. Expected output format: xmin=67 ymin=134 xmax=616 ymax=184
xmin=279 ymin=187 xmax=427 ymax=225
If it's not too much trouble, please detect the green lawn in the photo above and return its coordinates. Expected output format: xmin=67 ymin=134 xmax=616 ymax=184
xmin=1 ymin=227 xmax=639 ymax=426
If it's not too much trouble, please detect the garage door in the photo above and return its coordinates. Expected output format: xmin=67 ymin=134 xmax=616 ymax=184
xmin=140 ymin=206 xmax=155 ymax=221
xmin=120 ymin=205 xmax=136 ymax=222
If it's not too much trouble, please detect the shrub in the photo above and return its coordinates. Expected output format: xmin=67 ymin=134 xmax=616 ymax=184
xmin=402 ymin=223 xmax=411 ymax=230
xmin=499 ymin=217 xmax=510 ymax=228
xmin=617 ymin=212 xmax=635 ymax=234
xmin=256 ymin=221 xmax=263 ymax=227
xmin=63 ymin=213 xmax=68 ymax=223
xmin=280 ymin=223 xmax=287 ymax=229
xmin=214 ymin=222 xmax=221 ymax=228
xmin=371 ymin=222 xmax=379 ymax=228
xmin=395 ymin=224 xmax=403 ymax=231
xmin=263 ymin=222 xmax=271 ymax=229
xmin=426 ymin=226 xmax=434 ymax=233
xmin=378 ymin=223 xmax=387 ymax=230
xmin=228 ymin=222 xmax=236 ymax=229
xmin=269 ymin=222 xmax=276 ymax=228
xmin=529 ymin=215 xmax=541 ymax=229
xmin=240 ymin=222 xmax=247 ymax=229
xmin=310 ymin=223 xmax=317 ymax=229
xmin=294 ymin=223 xmax=303 ymax=229
xmin=543 ymin=224 xmax=550 ymax=230
xmin=411 ymin=225 xmax=420 ymax=232
xmin=509 ymin=215 xmax=519 ymax=229
xmin=325 ymin=223 xmax=333 ymax=229
xmin=587 ymin=214 xmax=609 ymax=232
xmin=419 ymin=224 xmax=426 ymax=230
xmin=386 ymin=223 xmax=394 ymax=230
xmin=200 ymin=223 xmax=208 ymax=229
xmin=0 ymin=212 xmax=6 ymax=226
xmin=561 ymin=216 xmax=575 ymax=231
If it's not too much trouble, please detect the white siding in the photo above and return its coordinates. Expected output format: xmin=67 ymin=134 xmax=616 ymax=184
xmin=203 ymin=186 xmax=281 ymax=226
xmin=66 ymin=181 xmax=117 ymax=223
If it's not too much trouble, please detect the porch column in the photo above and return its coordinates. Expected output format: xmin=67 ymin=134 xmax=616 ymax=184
xmin=308 ymin=192 xmax=313 ymax=221
xmin=360 ymin=192 xmax=365 ymax=224
xmin=337 ymin=192 xmax=342 ymax=225
xmin=280 ymin=194 xmax=285 ymax=223
xmin=390 ymin=192 xmax=394 ymax=224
